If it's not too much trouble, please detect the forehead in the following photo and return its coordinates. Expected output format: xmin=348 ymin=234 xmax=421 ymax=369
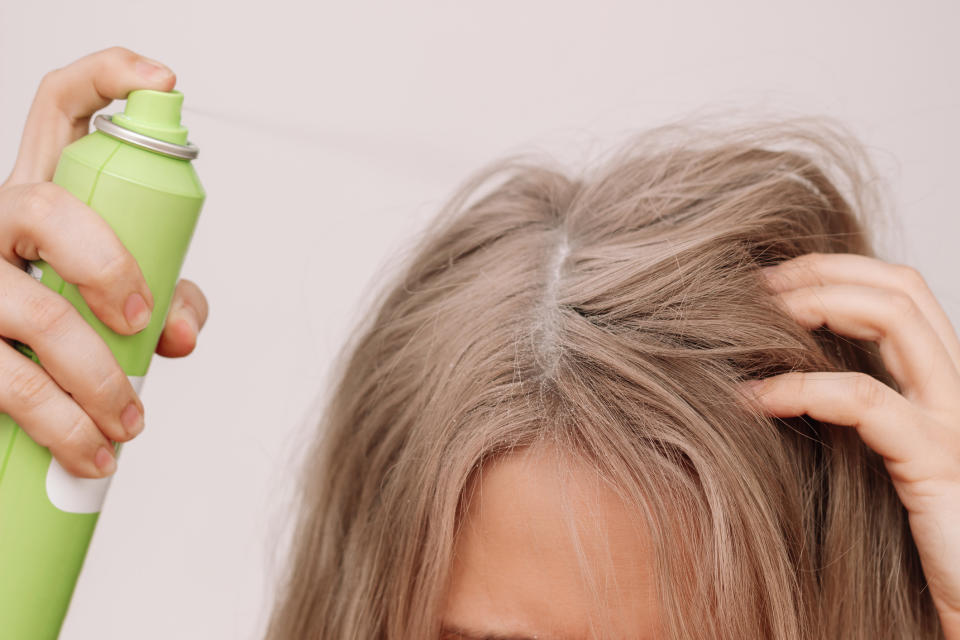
xmin=442 ymin=445 xmax=663 ymax=640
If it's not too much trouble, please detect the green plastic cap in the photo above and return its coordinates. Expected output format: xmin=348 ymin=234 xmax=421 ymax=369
xmin=111 ymin=90 xmax=189 ymax=145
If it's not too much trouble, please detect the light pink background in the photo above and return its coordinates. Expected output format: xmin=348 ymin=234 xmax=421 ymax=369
xmin=1 ymin=2 xmax=957 ymax=638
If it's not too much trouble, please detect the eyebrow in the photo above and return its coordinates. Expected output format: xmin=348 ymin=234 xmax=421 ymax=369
xmin=441 ymin=624 xmax=563 ymax=640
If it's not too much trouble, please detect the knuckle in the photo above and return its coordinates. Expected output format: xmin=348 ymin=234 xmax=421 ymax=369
xmin=5 ymin=360 xmax=52 ymax=410
xmin=893 ymin=263 xmax=928 ymax=291
xmin=25 ymin=292 xmax=75 ymax=338
xmin=17 ymin=183 xmax=62 ymax=224
xmin=887 ymin=290 xmax=919 ymax=319
xmin=103 ymin=45 xmax=139 ymax=62
xmin=94 ymin=46 xmax=138 ymax=70
xmin=851 ymin=374 xmax=887 ymax=410
xmin=780 ymin=287 xmax=816 ymax=315
xmin=780 ymin=252 xmax=825 ymax=285
xmin=104 ymin=45 xmax=132 ymax=58
xmin=57 ymin=412 xmax=96 ymax=452
xmin=97 ymin=248 xmax=137 ymax=289
xmin=90 ymin=366 xmax=126 ymax=404
xmin=790 ymin=372 xmax=808 ymax=397
xmin=37 ymin=68 xmax=66 ymax=94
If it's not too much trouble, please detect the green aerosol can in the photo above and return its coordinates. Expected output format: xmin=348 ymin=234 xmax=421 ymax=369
xmin=0 ymin=89 xmax=204 ymax=638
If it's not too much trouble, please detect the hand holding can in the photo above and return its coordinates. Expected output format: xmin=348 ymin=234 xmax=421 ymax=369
xmin=0 ymin=46 xmax=208 ymax=478
xmin=0 ymin=46 xmax=209 ymax=639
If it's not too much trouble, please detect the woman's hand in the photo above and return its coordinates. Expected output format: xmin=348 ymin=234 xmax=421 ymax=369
xmin=741 ymin=252 xmax=960 ymax=638
xmin=0 ymin=47 xmax=208 ymax=479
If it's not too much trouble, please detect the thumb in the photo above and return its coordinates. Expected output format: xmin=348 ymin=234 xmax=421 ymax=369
xmin=7 ymin=47 xmax=177 ymax=185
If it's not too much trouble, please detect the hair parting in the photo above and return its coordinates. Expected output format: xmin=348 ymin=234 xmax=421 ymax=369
xmin=266 ymin=115 xmax=940 ymax=640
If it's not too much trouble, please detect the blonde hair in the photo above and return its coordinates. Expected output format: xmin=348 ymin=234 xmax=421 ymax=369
xmin=265 ymin=118 xmax=940 ymax=639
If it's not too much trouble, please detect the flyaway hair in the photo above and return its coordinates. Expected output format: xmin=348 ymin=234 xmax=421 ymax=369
xmin=266 ymin=117 xmax=939 ymax=639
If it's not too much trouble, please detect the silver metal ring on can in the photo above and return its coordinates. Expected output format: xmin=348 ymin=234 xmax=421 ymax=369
xmin=93 ymin=114 xmax=200 ymax=160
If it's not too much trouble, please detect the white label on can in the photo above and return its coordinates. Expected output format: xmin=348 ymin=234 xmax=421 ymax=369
xmin=45 ymin=375 xmax=146 ymax=514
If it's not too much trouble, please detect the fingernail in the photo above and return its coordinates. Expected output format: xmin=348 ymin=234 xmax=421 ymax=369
xmin=95 ymin=446 xmax=117 ymax=475
xmin=124 ymin=293 xmax=151 ymax=332
xmin=181 ymin=308 xmax=200 ymax=338
xmin=741 ymin=379 xmax=767 ymax=393
xmin=136 ymin=58 xmax=173 ymax=80
xmin=121 ymin=401 xmax=144 ymax=437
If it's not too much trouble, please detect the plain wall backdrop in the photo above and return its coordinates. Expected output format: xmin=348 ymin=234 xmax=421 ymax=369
xmin=1 ymin=1 xmax=958 ymax=638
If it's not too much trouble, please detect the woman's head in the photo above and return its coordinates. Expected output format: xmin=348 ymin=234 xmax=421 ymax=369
xmin=266 ymin=119 xmax=939 ymax=639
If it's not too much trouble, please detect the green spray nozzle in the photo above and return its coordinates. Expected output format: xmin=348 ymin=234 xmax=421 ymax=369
xmin=111 ymin=89 xmax=188 ymax=145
